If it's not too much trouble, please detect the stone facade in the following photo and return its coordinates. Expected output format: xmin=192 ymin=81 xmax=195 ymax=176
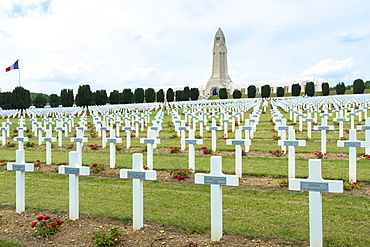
xmin=203 ymin=28 xmax=233 ymax=98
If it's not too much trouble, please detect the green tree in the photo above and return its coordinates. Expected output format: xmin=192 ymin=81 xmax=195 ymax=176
xmin=305 ymin=82 xmax=315 ymax=97
xmin=353 ymin=78 xmax=365 ymax=94
xmin=0 ymin=92 xmax=12 ymax=109
xmin=261 ymin=85 xmax=270 ymax=98
xmin=232 ymin=89 xmax=242 ymax=99
xmin=175 ymin=90 xmax=184 ymax=101
xmin=166 ymin=88 xmax=174 ymax=102
xmin=276 ymin=87 xmax=284 ymax=97
xmin=321 ymin=82 xmax=330 ymax=96
xmin=134 ymin=88 xmax=144 ymax=103
xmin=10 ymin=86 xmax=31 ymax=109
xmin=60 ymin=89 xmax=74 ymax=107
xmin=75 ymin=85 xmax=93 ymax=106
xmin=183 ymin=86 xmax=190 ymax=101
xmin=109 ymin=90 xmax=120 ymax=104
xmin=291 ymin=84 xmax=301 ymax=97
xmin=156 ymin=89 xmax=165 ymax=103
xmin=94 ymin=90 xmax=107 ymax=105
xmin=145 ymin=88 xmax=156 ymax=103
xmin=219 ymin=88 xmax=228 ymax=99
xmin=190 ymin=88 xmax=199 ymax=100
xmin=122 ymin=89 xmax=134 ymax=104
xmin=247 ymin=85 xmax=256 ymax=98
xmin=34 ymin=94 xmax=47 ymax=108
xmin=49 ymin=94 xmax=60 ymax=107
xmin=335 ymin=82 xmax=346 ymax=95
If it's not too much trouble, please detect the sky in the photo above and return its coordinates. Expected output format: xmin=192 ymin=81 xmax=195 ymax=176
xmin=1 ymin=0 xmax=370 ymax=95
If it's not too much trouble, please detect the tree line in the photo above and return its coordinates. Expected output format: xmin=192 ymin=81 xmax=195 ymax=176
xmin=0 ymin=85 xmax=200 ymax=109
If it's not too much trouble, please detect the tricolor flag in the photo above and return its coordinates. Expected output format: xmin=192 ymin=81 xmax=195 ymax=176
xmin=5 ymin=60 xmax=19 ymax=72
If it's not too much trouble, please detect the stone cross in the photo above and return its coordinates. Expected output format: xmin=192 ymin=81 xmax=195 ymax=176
xmin=114 ymin=119 xmax=122 ymax=137
xmin=63 ymin=118 xmax=69 ymax=137
xmin=348 ymin=109 xmax=357 ymax=129
xmin=71 ymin=129 xmax=88 ymax=166
xmin=240 ymin=120 xmax=255 ymax=152
xmin=303 ymin=113 xmax=316 ymax=138
xmin=195 ymin=156 xmax=239 ymax=241
xmin=14 ymin=127 xmax=29 ymax=150
xmin=7 ymin=149 xmax=34 ymax=213
xmin=99 ymin=122 xmax=110 ymax=148
xmin=1 ymin=123 xmax=8 ymax=146
xmin=297 ymin=112 xmax=306 ymax=132
xmin=36 ymin=124 xmax=44 ymax=145
xmin=221 ymin=117 xmax=229 ymax=138
xmin=58 ymin=151 xmax=90 ymax=220
xmin=196 ymin=117 xmax=207 ymax=137
xmin=206 ymin=117 xmax=221 ymax=152
xmin=274 ymin=119 xmax=292 ymax=153
xmin=289 ymin=159 xmax=343 ymax=247
xmin=333 ymin=112 xmax=349 ymax=138
xmin=181 ymin=129 xmax=203 ymax=171
xmin=140 ymin=129 xmax=160 ymax=170
xmin=106 ymin=129 xmax=122 ymax=168
xmin=314 ymin=118 xmax=334 ymax=154
xmin=123 ymin=121 xmax=135 ymax=148
xmin=41 ymin=129 xmax=56 ymax=165
xmin=175 ymin=120 xmax=189 ymax=151
xmin=337 ymin=129 xmax=369 ymax=182
xmin=278 ymin=129 xmax=306 ymax=178
xmin=357 ymin=117 xmax=370 ymax=154
xmin=120 ymin=153 xmax=156 ymax=229
xmin=55 ymin=122 xmax=65 ymax=147
xmin=226 ymin=129 xmax=251 ymax=178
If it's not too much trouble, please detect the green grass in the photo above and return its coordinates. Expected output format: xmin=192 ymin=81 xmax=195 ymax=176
xmin=1 ymin=108 xmax=370 ymax=246
xmin=0 ymin=240 xmax=25 ymax=247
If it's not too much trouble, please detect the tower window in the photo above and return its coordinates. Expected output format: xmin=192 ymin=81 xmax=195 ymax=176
xmin=216 ymin=37 xmax=220 ymax=40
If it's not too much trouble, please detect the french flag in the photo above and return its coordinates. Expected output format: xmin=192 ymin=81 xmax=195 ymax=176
xmin=5 ymin=60 xmax=19 ymax=72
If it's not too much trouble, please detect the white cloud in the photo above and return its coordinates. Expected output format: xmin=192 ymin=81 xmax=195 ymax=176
xmin=302 ymin=57 xmax=356 ymax=78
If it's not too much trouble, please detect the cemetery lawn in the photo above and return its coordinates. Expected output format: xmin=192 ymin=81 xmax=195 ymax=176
xmin=1 ymin=110 xmax=370 ymax=246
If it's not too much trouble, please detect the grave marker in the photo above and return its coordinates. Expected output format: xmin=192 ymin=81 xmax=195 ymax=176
xmin=106 ymin=129 xmax=122 ymax=168
xmin=226 ymin=129 xmax=250 ymax=178
xmin=59 ymin=151 xmax=90 ymax=220
xmin=120 ymin=153 xmax=156 ymax=229
xmin=140 ymin=129 xmax=160 ymax=170
xmin=41 ymin=129 xmax=56 ymax=165
xmin=181 ymin=129 xmax=203 ymax=171
xmin=195 ymin=156 xmax=239 ymax=241
xmin=7 ymin=149 xmax=34 ymax=213
xmin=289 ymin=159 xmax=343 ymax=247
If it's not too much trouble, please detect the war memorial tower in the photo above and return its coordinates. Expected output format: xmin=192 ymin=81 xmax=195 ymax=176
xmin=204 ymin=28 xmax=233 ymax=96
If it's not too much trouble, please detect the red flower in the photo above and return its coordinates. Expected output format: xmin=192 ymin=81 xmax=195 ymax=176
xmin=169 ymin=171 xmax=174 ymax=175
xmin=51 ymin=223 xmax=57 ymax=227
xmin=92 ymin=163 xmax=98 ymax=167
xmin=177 ymin=176 xmax=182 ymax=180
xmin=36 ymin=160 xmax=40 ymax=162
xmin=37 ymin=216 xmax=44 ymax=221
xmin=56 ymin=220 xmax=63 ymax=225
xmin=43 ymin=216 xmax=50 ymax=220
xmin=201 ymin=147 xmax=207 ymax=150
xmin=30 ymin=221 xmax=37 ymax=227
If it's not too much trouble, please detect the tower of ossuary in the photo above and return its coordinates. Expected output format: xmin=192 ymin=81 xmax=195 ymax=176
xmin=204 ymin=28 xmax=233 ymax=97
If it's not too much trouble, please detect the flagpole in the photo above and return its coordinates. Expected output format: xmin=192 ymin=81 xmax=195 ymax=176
xmin=18 ymin=58 xmax=21 ymax=86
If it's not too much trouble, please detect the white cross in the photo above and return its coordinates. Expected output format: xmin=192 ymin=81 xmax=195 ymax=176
xmin=278 ymin=129 xmax=306 ymax=178
xmin=0 ymin=123 xmax=8 ymax=146
xmin=226 ymin=129 xmax=251 ymax=178
xmin=206 ymin=117 xmax=221 ymax=152
xmin=357 ymin=117 xmax=370 ymax=154
xmin=14 ymin=126 xmax=29 ymax=150
xmin=7 ymin=149 xmax=34 ymax=214
xmin=337 ymin=129 xmax=369 ymax=182
xmin=333 ymin=112 xmax=349 ymax=138
xmin=274 ymin=119 xmax=292 ymax=153
xmin=55 ymin=122 xmax=65 ymax=147
xmin=175 ymin=120 xmax=189 ymax=151
xmin=240 ymin=120 xmax=255 ymax=152
xmin=71 ymin=129 xmax=88 ymax=166
xmin=123 ymin=121 xmax=135 ymax=148
xmin=59 ymin=151 xmax=90 ymax=220
xmin=41 ymin=129 xmax=56 ymax=165
xmin=120 ymin=153 xmax=156 ymax=229
xmin=106 ymin=129 xmax=122 ymax=168
xmin=314 ymin=118 xmax=334 ymax=154
xmin=99 ymin=122 xmax=110 ymax=148
xmin=303 ymin=112 xmax=316 ymax=138
xmin=289 ymin=159 xmax=343 ymax=247
xmin=140 ymin=129 xmax=160 ymax=170
xmin=181 ymin=129 xmax=203 ymax=171
xmin=195 ymin=156 xmax=239 ymax=241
